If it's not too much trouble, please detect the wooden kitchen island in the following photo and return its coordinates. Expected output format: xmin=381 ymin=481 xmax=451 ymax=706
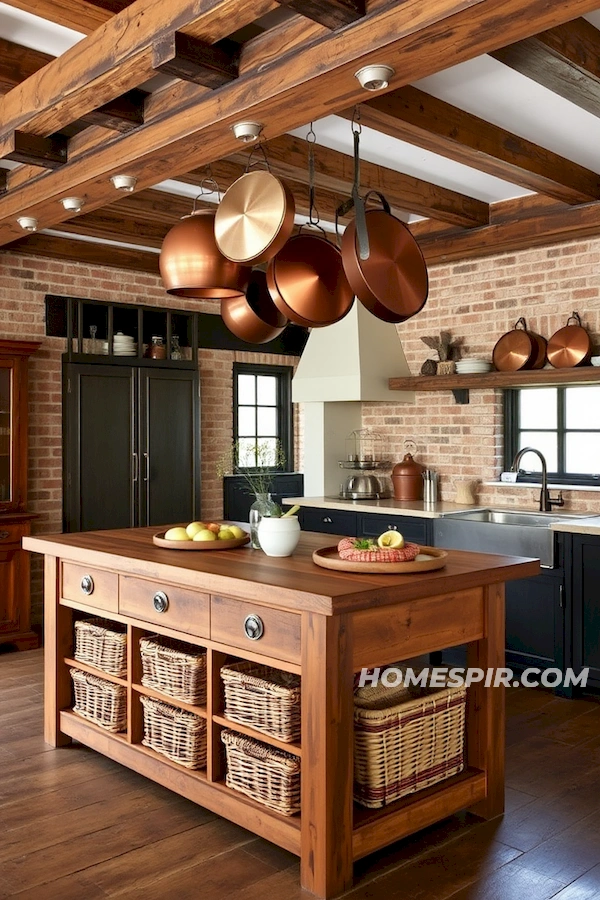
xmin=25 ymin=527 xmax=539 ymax=898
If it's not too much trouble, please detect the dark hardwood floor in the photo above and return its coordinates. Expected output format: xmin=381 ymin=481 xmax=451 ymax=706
xmin=2 ymin=648 xmax=600 ymax=899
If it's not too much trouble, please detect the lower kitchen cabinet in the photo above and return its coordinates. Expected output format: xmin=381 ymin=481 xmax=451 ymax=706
xmin=572 ymin=534 xmax=600 ymax=689
xmin=357 ymin=513 xmax=432 ymax=546
xmin=505 ymin=568 xmax=567 ymax=673
xmin=299 ymin=507 xmax=357 ymax=536
xmin=224 ymin=473 xmax=304 ymax=523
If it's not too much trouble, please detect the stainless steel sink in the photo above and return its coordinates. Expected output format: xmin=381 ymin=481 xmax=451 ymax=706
xmin=434 ymin=507 xmax=595 ymax=568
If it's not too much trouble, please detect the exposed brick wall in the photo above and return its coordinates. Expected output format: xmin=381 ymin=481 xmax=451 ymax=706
xmin=363 ymin=239 xmax=600 ymax=512
xmin=0 ymin=250 xmax=299 ymax=626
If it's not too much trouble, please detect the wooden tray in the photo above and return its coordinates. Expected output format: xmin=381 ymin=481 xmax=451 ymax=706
xmin=153 ymin=531 xmax=250 ymax=551
xmin=312 ymin=545 xmax=447 ymax=574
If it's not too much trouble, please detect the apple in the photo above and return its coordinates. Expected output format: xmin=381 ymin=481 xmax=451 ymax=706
xmin=186 ymin=521 xmax=207 ymax=539
xmin=228 ymin=525 xmax=246 ymax=539
xmin=164 ymin=527 xmax=191 ymax=541
xmin=218 ymin=528 xmax=234 ymax=540
xmin=207 ymin=523 xmax=221 ymax=534
xmin=193 ymin=529 xmax=217 ymax=542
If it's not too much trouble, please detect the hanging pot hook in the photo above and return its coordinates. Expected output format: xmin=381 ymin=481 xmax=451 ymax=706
xmin=190 ymin=165 xmax=221 ymax=212
xmin=245 ymin=141 xmax=271 ymax=173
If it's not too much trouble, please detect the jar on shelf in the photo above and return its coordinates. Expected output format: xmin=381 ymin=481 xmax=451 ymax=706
xmin=148 ymin=336 xmax=166 ymax=359
xmin=170 ymin=334 xmax=182 ymax=360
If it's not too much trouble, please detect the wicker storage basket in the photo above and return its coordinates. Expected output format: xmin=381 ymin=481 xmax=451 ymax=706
xmin=354 ymin=676 xmax=466 ymax=808
xmin=74 ymin=618 xmax=127 ymax=677
xmin=141 ymin=695 xmax=207 ymax=769
xmin=70 ymin=667 xmax=127 ymax=733
xmin=220 ymin=661 xmax=301 ymax=742
xmin=140 ymin=635 xmax=207 ymax=705
xmin=222 ymin=729 xmax=301 ymax=816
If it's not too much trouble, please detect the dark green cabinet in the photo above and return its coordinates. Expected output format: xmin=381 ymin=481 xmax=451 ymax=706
xmin=572 ymin=534 xmax=600 ymax=689
xmin=63 ymin=362 xmax=199 ymax=532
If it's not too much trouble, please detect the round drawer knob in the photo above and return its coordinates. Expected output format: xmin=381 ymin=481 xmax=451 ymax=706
xmin=153 ymin=591 xmax=169 ymax=613
xmin=80 ymin=575 xmax=94 ymax=595
xmin=323 ymin=516 xmax=333 ymax=523
xmin=244 ymin=614 xmax=264 ymax=641
xmin=0 ymin=530 xmax=10 ymax=540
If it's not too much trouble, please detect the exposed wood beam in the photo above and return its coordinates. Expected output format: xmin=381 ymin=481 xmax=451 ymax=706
xmin=273 ymin=0 xmax=365 ymax=29
xmin=153 ymin=35 xmax=239 ymax=88
xmin=0 ymin=132 xmax=68 ymax=169
xmin=0 ymin=170 xmax=6 ymax=195
xmin=230 ymin=133 xmax=488 ymax=227
xmin=0 ymin=0 xmax=278 ymax=138
xmin=0 ymin=0 xmax=112 ymax=34
xmin=4 ymin=232 xmax=160 ymax=273
xmin=1 ymin=0 xmax=599 ymax=246
xmin=78 ymin=89 xmax=147 ymax=132
xmin=56 ymin=208 xmax=169 ymax=248
xmin=490 ymin=18 xmax=600 ymax=118
xmin=346 ymin=86 xmax=600 ymax=205
xmin=0 ymin=38 xmax=53 ymax=94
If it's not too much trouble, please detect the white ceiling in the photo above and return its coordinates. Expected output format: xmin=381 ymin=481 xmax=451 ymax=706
xmin=2 ymin=4 xmax=600 ymax=242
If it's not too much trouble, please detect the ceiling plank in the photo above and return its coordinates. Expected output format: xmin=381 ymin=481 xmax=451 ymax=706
xmin=490 ymin=18 xmax=600 ymax=118
xmin=2 ymin=0 xmax=600 ymax=246
xmin=0 ymin=38 xmax=52 ymax=93
xmin=56 ymin=207 xmax=169 ymax=247
xmin=0 ymin=0 xmax=112 ymax=33
xmin=273 ymin=0 xmax=365 ymax=30
xmin=0 ymin=132 xmax=68 ymax=168
xmin=0 ymin=0 xmax=278 ymax=139
xmin=346 ymin=85 xmax=600 ymax=205
xmin=153 ymin=34 xmax=239 ymax=88
xmin=4 ymin=232 xmax=160 ymax=273
xmin=229 ymin=133 xmax=488 ymax=227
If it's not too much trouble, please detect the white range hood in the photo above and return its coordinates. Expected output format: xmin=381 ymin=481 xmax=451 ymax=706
xmin=292 ymin=301 xmax=414 ymax=403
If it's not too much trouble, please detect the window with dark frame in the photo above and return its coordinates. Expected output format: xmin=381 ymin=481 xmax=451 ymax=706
xmin=233 ymin=363 xmax=293 ymax=472
xmin=504 ymin=385 xmax=600 ymax=486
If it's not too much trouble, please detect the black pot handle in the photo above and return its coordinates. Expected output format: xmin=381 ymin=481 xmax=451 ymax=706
xmin=362 ymin=189 xmax=392 ymax=215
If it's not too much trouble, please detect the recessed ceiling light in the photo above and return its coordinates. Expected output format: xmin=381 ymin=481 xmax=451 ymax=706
xmin=231 ymin=121 xmax=263 ymax=142
xmin=17 ymin=216 xmax=38 ymax=232
xmin=60 ymin=197 xmax=85 ymax=212
xmin=110 ymin=174 xmax=137 ymax=192
xmin=354 ymin=64 xmax=394 ymax=91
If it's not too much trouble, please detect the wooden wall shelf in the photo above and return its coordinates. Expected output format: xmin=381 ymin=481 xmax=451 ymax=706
xmin=389 ymin=366 xmax=600 ymax=404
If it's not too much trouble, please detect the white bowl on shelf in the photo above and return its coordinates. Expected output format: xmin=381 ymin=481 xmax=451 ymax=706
xmin=591 ymin=356 xmax=600 ymax=366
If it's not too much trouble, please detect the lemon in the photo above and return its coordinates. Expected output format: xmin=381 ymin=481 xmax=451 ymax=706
xmin=228 ymin=525 xmax=246 ymax=539
xmin=377 ymin=530 xmax=405 ymax=549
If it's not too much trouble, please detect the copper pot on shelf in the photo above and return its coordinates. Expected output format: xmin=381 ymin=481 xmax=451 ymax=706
xmin=547 ymin=312 xmax=592 ymax=368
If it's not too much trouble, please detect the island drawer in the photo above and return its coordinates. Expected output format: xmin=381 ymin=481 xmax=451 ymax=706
xmin=119 ymin=576 xmax=210 ymax=638
xmin=357 ymin=514 xmax=429 ymax=545
xmin=62 ymin=563 xmax=118 ymax=612
xmin=210 ymin=595 xmax=301 ymax=664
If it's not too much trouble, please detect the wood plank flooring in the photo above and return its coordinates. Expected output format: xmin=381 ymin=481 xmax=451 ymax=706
xmin=1 ymin=648 xmax=600 ymax=899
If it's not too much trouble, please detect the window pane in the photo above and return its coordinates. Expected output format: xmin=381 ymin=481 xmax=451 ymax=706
xmin=238 ymin=374 xmax=255 ymax=405
xmin=256 ymin=376 xmax=276 ymax=406
xmin=519 ymin=388 xmax=557 ymax=429
xmin=259 ymin=438 xmax=277 ymax=467
xmin=257 ymin=407 xmax=277 ymax=437
xmin=516 ymin=434 xmax=558 ymax=472
xmin=237 ymin=438 xmax=257 ymax=468
xmin=566 ymin=386 xmax=600 ymax=429
xmin=238 ymin=407 xmax=256 ymax=437
xmin=566 ymin=433 xmax=600 ymax=474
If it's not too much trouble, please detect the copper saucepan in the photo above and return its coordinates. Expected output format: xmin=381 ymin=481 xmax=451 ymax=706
xmin=492 ymin=317 xmax=547 ymax=371
xmin=547 ymin=311 xmax=592 ymax=368
xmin=214 ymin=170 xmax=296 ymax=266
xmin=266 ymin=231 xmax=354 ymax=328
xmin=340 ymin=191 xmax=429 ymax=324
xmin=221 ymin=270 xmax=288 ymax=344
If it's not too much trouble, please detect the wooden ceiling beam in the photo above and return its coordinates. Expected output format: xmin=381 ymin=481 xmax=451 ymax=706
xmin=0 ymin=0 xmax=278 ymax=139
xmin=4 ymin=232 xmax=160 ymax=273
xmin=1 ymin=0 xmax=600 ymax=245
xmin=490 ymin=18 xmax=600 ymax=118
xmin=153 ymin=34 xmax=239 ymax=88
xmin=273 ymin=0 xmax=365 ymax=30
xmin=0 ymin=132 xmax=68 ymax=169
xmin=347 ymin=85 xmax=600 ymax=205
xmin=0 ymin=38 xmax=53 ymax=94
xmin=229 ymin=133 xmax=488 ymax=227
xmin=78 ymin=89 xmax=147 ymax=132
xmin=0 ymin=170 xmax=6 ymax=196
xmin=56 ymin=207 xmax=169 ymax=248
xmin=0 ymin=0 xmax=112 ymax=34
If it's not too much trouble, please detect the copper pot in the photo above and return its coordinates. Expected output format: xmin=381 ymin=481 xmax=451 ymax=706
xmin=492 ymin=317 xmax=547 ymax=371
xmin=341 ymin=192 xmax=428 ymax=324
xmin=159 ymin=209 xmax=251 ymax=298
xmin=221 ymin=270 xmax=288 ymax=344
xmin=391 ymin=452 xmax=426 ymax=501
xmin=266 ymin=232 xmax=354 ymax=327
xmin=547 ymin=312 xmax=592 ymax=368
xmin=214 ymin=171 xmax=296 ymax=265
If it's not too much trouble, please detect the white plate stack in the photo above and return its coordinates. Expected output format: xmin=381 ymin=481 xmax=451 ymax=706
xmin=103 ymin=333 xmax=137 ymax=356
xmin=455 ymin=359 xmax=492 ymax=374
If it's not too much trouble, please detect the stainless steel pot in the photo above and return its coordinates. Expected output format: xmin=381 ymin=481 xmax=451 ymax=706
xmin=340 ymin=473 xmax=391 ymax=499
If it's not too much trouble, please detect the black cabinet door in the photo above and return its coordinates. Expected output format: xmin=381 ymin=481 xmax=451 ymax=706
xmin=299 ymin=508 xmax=357 ymax=536
xmin=356 ymin=513 xmax=431 ymax=545
xmin=223 ymin=473 xmax=304 ymax=523
xmin=572 ymin=534 xmax=600 ymax=687
xmin=64 ymin=364 xmax=136 ymax=532
xmin=139 ymin=368 xmax=199 ymax=528
xmin=505 ymin=570 xmax=566 ymax=671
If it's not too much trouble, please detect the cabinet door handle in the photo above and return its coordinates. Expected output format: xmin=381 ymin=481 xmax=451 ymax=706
xmin=80 ymin=575 xmax=94 ymax=595
xmin=153 ymin=591 xmax=169 ymax=613
xmin=132 ymin=452 xmax=139 ymax=483
xmin=0 ymin=530 xmax=10 ymax=540
xmin=143 ymin=452 xmax=149 ymax=482
xmin=322 ymin=516 xmax=333 ymax=523
xmin=244 ymin=614 xmax=264 ymax=641
xmin=387 ymin=525 xmax=398 ymax=530
xmin=559 ymin=584 xmax=564 ymax=609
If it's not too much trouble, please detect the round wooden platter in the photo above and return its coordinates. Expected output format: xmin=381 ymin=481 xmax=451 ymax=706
xmin=153 ymin=531 xmax=250 ymax=551
xmin=312 ymin=544 xmax=447 ymax=574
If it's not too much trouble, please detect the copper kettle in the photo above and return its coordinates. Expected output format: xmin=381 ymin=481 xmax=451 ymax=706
xmin=391 ymin=451 xmax=426 ymax=501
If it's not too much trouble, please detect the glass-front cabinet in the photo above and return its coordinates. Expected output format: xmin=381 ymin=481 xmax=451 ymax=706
xmin=0 ymin=364 xmax=11 ymax=505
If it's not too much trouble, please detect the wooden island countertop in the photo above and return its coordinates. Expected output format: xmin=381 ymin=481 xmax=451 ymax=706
xmin=25 ymin=526 xmax=539 ymax=899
